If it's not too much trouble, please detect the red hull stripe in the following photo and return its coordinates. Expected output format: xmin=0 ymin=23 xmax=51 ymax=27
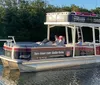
xmin=3 ymin=45 xmax=94 ymax=52
xmin=4 ymin=46 xmax=31 ymax=51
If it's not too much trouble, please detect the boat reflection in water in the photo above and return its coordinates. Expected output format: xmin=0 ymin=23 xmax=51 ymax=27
xmin=1 ymin=64 xmax=100 ymax=85
xmin=1 ymin=68 xmax=20 ymax=85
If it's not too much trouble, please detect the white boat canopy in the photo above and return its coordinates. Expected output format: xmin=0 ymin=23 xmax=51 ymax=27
xmin=44 ymin=12 xmax=100 ymax=57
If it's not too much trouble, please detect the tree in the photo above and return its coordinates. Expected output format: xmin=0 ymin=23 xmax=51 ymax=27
xmin=0 ymin=0 xmax=99 ymax=42
xmin=71 ymin=4 xmax=80 ymax=12
xmin=91 ymin=7 xmax=100 ymax=14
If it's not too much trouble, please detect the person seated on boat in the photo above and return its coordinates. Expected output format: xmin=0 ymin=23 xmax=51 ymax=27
xmin=77 ymin=38 xmax=82 ymax=46
xmin=45 ymin=41 xmax=52 ymax=45
xmin=52 ymin=35 xmax=59 ymax=45
xmin=40 ymin=38 xmax=49 ymax=45
xmin=56 ymin=36 xmax=65 ymax=46
xmin=55 ymin=35 xmax=59 ymax=40
xmin=40 ymin=38 xmax=52 ymax=45
xmin=55 ymin=35 xmax=59 ymax=42
xmin=62 ymin=36 xmax=65 ymax=44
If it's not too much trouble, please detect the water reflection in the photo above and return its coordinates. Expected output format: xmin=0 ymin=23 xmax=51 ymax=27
xmin=0 ymin=65 xmax=100 ymax=85
xmin=1 ymin=68 xmax=20 ymax=85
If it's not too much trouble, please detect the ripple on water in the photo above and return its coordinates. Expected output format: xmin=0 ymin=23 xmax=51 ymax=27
xmin=0 ymin=62 xmax=100 ymax=85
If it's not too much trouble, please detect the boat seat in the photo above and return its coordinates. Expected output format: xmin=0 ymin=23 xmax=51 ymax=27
xmin=65 ymin=44 xmax=73 ymax=47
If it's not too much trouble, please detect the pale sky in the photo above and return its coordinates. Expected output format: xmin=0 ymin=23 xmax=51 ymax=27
xmin=47 ymin=0 xmax=100 ymax=9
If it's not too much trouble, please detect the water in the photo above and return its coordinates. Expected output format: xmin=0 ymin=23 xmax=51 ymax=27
xmin=0 ymin=64 xmax=100 ymax=85
xmin=0 ymin=48 xmax=100 ymax=85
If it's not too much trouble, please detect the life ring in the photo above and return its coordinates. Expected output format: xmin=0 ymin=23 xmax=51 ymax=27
xmin=65 ymin=51 xmax=71 ymax=57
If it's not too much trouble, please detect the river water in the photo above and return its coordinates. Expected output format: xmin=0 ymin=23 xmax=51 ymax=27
xmin=0 ymin=49 xmax=100 ymax=85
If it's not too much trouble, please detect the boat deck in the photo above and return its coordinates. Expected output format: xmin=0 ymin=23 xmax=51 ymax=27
xmin=22 ymin=56 xmax=95 ymax=64
xmin=21 ymin=55 xmax=100 ymax=72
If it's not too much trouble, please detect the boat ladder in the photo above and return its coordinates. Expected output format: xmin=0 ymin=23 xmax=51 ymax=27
xmin=77 ymin=26 xmax=83 ymax=42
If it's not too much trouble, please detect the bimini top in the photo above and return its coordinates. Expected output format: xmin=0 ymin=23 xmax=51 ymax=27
xmin=44 ymin=12 xmax=100 ymax=27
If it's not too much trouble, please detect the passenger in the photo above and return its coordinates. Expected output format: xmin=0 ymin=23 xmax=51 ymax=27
xmin=54 ymin=35 xmax=59 ymax=44
xmin=41 ymin=38 xmax=53 ymax=45
xmin=57 ymin=36 xmax=65 ymax=46
xmin=40 ymin=38 xmax=49 ymax=45
xmin=55 ymin=35 xmax=59 ymax=41
xmin=77 ymin=38 xmax=82 ymax=46
xmin=45 ymin=41 xmax=52 ymax=45
xmin=62 ymin=36 xmax=65 ymax=44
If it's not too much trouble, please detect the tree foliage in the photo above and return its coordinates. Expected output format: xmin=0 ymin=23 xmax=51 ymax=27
xmin=0 ymin=0 xmax=99 ymax=41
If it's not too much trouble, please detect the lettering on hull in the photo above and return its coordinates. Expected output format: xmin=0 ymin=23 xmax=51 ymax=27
xmin=33 ymin=51 xmax=64 ymax=56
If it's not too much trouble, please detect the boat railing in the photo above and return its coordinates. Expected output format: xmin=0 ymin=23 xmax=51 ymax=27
xmin=0 ymin=39 xmax=13 ymax=42
xmin=8 ymin=36 xmax=16 ymax=44
xmin=0 ymin=36 xmax=16 ymax=44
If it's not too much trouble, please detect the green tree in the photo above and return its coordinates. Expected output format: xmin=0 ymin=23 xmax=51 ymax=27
xmin=71 ymin=4 xmax=80 ymax=11
xmin=91 ymin=7 xmax=100 ymax=14
xmin=0 ymin=0 xmax=99 ymax=42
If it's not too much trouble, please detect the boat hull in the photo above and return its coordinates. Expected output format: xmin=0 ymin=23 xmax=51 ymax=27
xmin=0 ymin=55 xmax=100 ymax=72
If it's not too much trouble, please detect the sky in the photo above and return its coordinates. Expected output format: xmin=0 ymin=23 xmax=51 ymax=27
xmin=47 ymin=0 xmax=100 ymax=9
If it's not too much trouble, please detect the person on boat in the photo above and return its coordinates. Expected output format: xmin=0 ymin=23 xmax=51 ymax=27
xmin=54 ymin=35 xmax=59 ymax=44
xmin=40 ymin=38 xmax=49 ymax=45
xmin=55 ymin=35 xmax=59 ymax=41
xmin=57 ymin=36 xmax=65 ymax=46
xmin=40 ymin=38 xmax=53 ymax=45
xmin=62 ymin=36 xmax=65 ymax=44
xmin=77 ymin=38 xmax=82 ymax=46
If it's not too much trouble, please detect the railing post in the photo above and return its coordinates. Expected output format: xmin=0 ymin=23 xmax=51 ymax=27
xmin=11 ymin=47 xmax=14 ymax=59
xmin=8 ymin=36 xmax=16 ymax=44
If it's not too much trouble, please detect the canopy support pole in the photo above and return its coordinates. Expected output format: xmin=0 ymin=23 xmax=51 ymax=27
xmin=72 ymin=28 xmax=74 ymax=44
xmin=65 ymin=26 xmax=69 ymax=44
xmin=99 ymin=27 xmax=100 ymax=42
xmin=80 ymin=26 xmax=84 ymax=43
xmin=92 ymin=27 xmax=96 ymax=55
xmin=47 ymin=25 xmax=50 ymax=40
xmin=73 ymin=26 xmax=76 ymax=57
